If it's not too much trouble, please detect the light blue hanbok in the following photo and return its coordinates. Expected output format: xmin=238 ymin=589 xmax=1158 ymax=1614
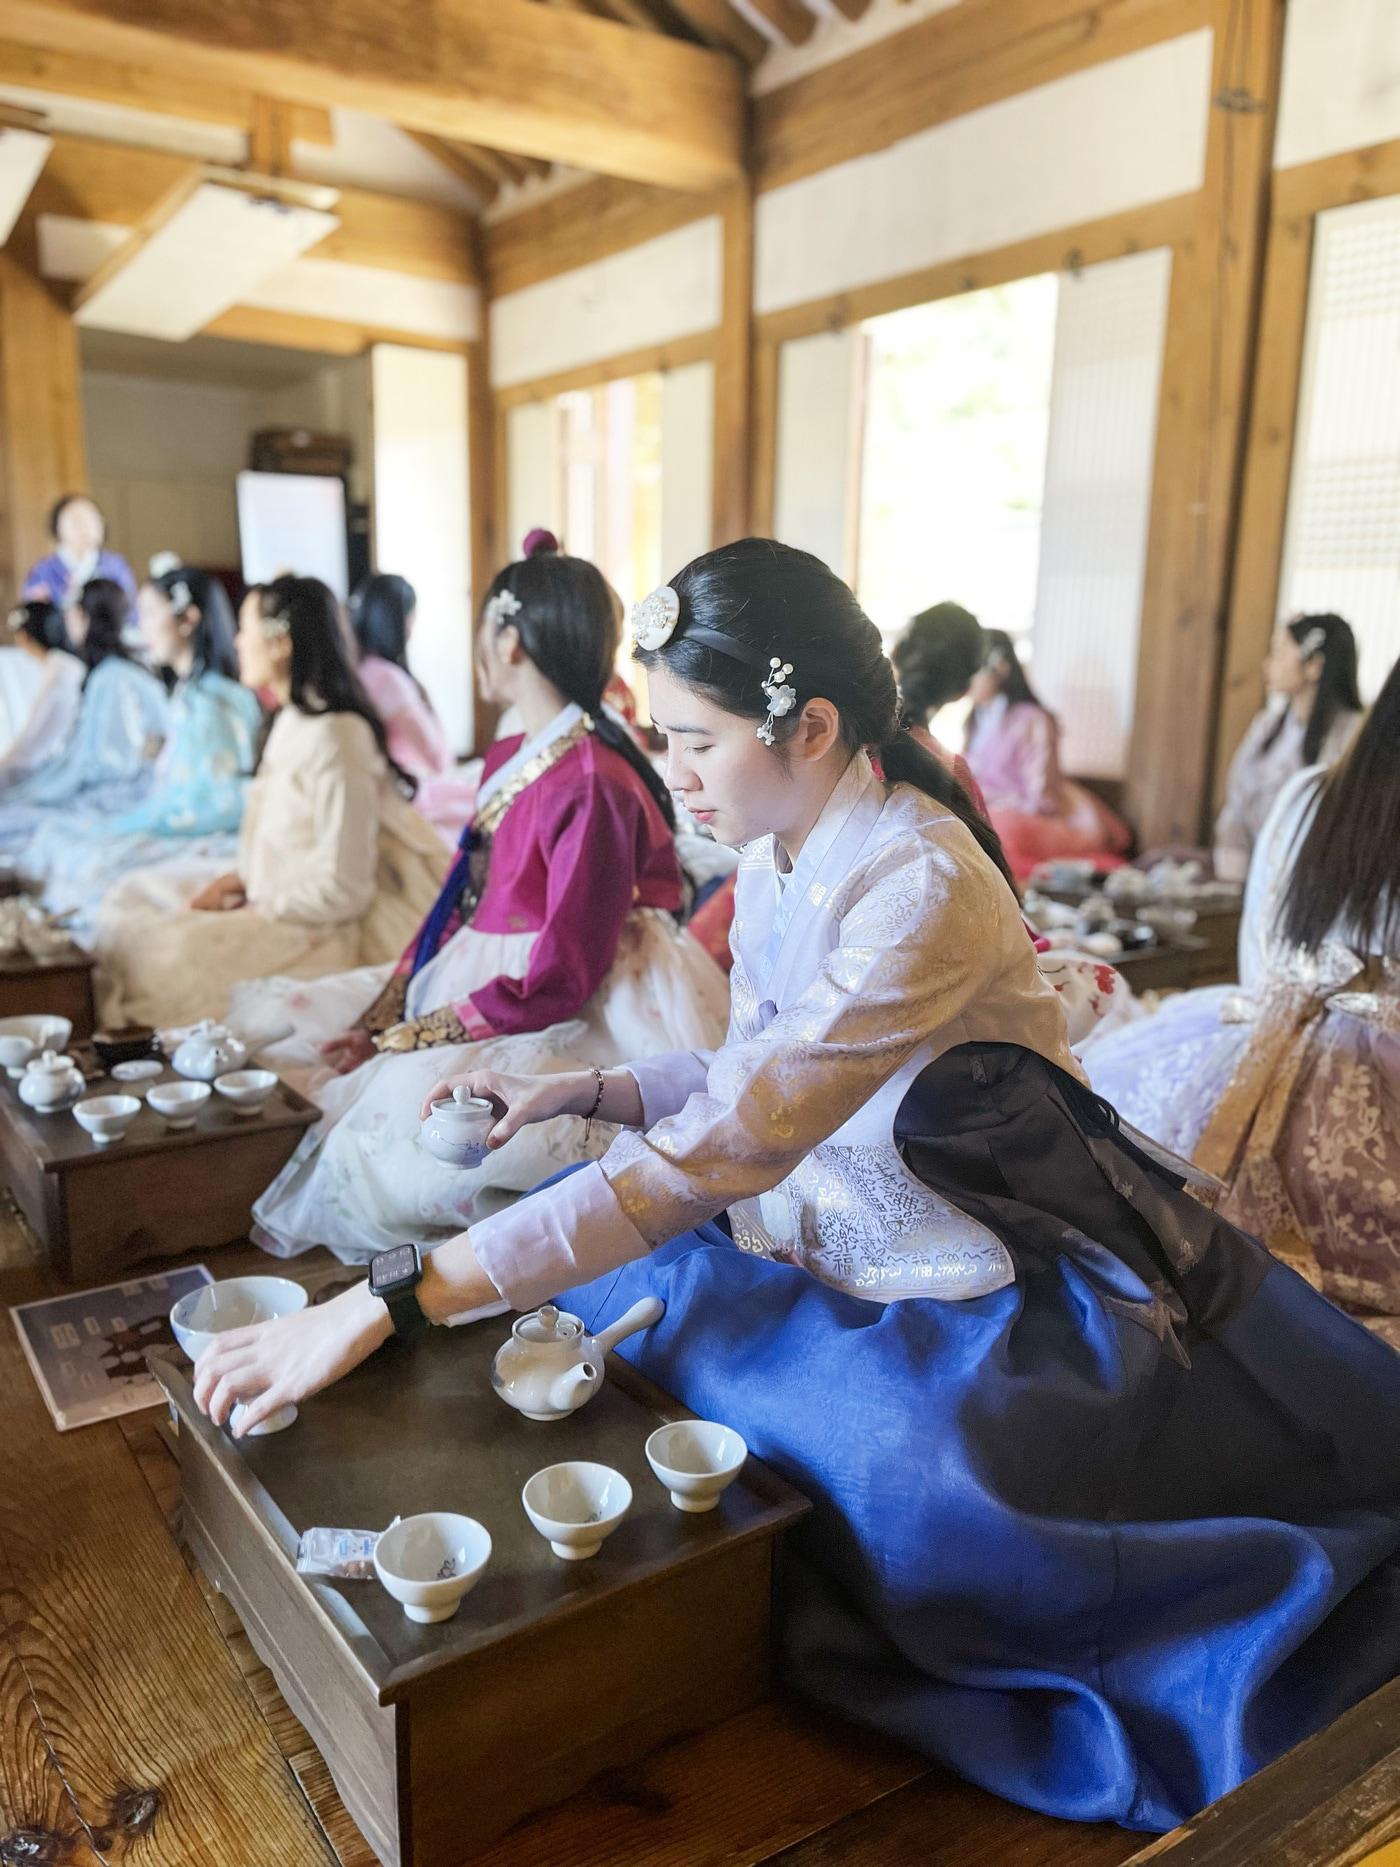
xmin=29 ymin=670 xmax=265 ymax=934
xmin=0 ymin=656 xmax=169 ymax=863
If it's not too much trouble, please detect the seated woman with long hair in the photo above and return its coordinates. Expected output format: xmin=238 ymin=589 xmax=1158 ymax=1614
xmin=93 ymin=575 xmax=446 ymax=1030
xmin=964 ymin=630 xmax=1131 ymax=881
xmin=27 ymin=565 xmax=265 ymax=933
xmin=197 ymin=541 xmax=1400 ymax=1840
xmin=1089 ymin=648 xmax=1400 ymax=1333
xmin=0 ymin=600 xmax=84 ymax=784
xmin=0 ymin=578 xmax=167 ymax=850
xmin=1212 ymin=611 xmax=1363 ymax=883
xmin=245 ymin=546 xmax=729 ymax=1264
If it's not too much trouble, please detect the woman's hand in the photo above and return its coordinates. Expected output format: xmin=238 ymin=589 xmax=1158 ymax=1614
xmin=193 ymin=1281 xmax=393 ymax=1437
xmin=418 ymin=1067 xmax=594 ymax=1147
xmin=189 ymin=872 xmax=247 ymax=913
xmin=320 ymin=1027 xmax=375 ymax=1074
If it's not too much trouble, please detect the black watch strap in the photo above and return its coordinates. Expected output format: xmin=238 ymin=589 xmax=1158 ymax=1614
xmin=383 ymin=1283 xmax=431 ymax=1341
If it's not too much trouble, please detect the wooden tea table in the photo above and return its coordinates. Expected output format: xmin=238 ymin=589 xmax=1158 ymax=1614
xmin=0 ymin=1054 xmax=317 ymax=1283
xmin=152 ymin=1321 xmax=809 ymax=1867
xmin=0 ymin=939 xmax=97 ymax=1038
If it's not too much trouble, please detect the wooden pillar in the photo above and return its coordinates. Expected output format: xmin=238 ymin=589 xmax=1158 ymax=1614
xmin=712 ymin=176 xmax=754 ymax=546
xmin=0 ymin=215 xmax=88 ymax=603
xmin=1123 ymin=0 xmax=1287 ymax=847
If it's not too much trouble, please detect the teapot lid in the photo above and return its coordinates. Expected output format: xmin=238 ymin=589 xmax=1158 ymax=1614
xmin=514 ymin=1303 xmax=583 ymax=1345
xmin=28 ymin=1048 xmax=73 ymax=1068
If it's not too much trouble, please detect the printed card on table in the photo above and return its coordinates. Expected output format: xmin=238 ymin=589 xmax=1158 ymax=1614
xmin=10 ymin=1264 xmax=212 ymax=1432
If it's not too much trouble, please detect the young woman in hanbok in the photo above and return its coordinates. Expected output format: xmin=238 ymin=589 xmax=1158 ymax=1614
xmin=964 ymin=630 xmax=1132 ymax=880
xmin=27 ymin=566 xmax=265 ymax=932
xmin=1088 ymin=651 xmax=1400 ymax=1334
xmin=245 ymin=546 xmax=728 ymax=1262
xmin=0 ymin=601 xmax=84 ymax=783
xmin=0 ymin=579 xmax=167 ymax=854
xmin=93 ymin=576 xmax=445 ymax=1030
xmin=195 ymin=539 xmax=1400 ymax=1838
xmin=1212 ymin=611 xmax=1363 ymax=883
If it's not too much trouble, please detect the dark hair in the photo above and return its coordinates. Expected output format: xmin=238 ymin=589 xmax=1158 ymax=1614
xmin=148 ymin=564 xmax=238 ymax=680
xmin=978 ymin=629 xmax=1044 ymax=711
xmin=1278 ymin=652 xmax=1393 ymax=955
xmin=7 ymin=599 xmax=65 ymax=652
xmin=1259 ymin=613 xmax=1363 ymax=767
xmin=255 ymin=576 xmax=412 ymax=791
xmin=71 ymin=578 xmax=132 ymax=682
xmin=349 ymin=572 xmax=418 ymax=672
xmin=48 ymin=493 xmax=104 ymax=543
xmin=482 ymin=547 xmax=675 ymax=828
xmin=635 ymin=537 xmax=1013 ymax=888
xmin=892 ymin=601 xmax=985 ymax=720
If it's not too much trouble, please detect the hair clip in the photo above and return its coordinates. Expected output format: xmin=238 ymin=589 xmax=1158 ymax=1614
xmin=261 ymin=612 xmax=292 ymax=641
xmin=1298 ymin=626 xmax=1327 ymax=660
xmin=757 ymin=657 xmax=797 ymax=746
xmin=484 ymin=588 xmax=523 ymax=630
xmin=631 ymin=585 xmax=680 ymax=653
xmin=5 ymin=608 xmax=24 ymax=633
xmin=168 ymin=579 xmax=193 ymax=613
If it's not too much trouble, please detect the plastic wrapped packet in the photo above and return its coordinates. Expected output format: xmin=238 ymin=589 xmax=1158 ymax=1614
xmin=295 ymin=1518 xmax=400 ymax=1580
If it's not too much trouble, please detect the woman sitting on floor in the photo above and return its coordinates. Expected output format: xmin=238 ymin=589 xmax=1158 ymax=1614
xmin=0 ymin=600 xmax=84 ymax=786
xmin=0 ymin=579 xmax=167 ymax=851
xmin=244 ymin=544 xmax=728 ymax=1263
xmin=1088 ymin=647 xmax=1400 ymax=1335
xmin=964 ymin=629 xmax=1131 ymax=880
xmin=197 ymin=538 xmax=1400 ymax=1838
xmin=28 ymin=565 xmax=265 ymax=934
xmin=1212 ymin=610 xmax=1363 ymax=883
xmin=93 ymin=574 xmax=445 ymax=1030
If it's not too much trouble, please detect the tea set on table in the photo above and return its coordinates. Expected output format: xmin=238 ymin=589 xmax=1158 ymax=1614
xmin=176 ymin=1253 xmax=749 ymax=1624
xmin=0 ymin=1015 xmax=285 ymax=1145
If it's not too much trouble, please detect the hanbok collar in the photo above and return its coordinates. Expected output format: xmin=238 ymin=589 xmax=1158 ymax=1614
xmin=476 ymin=702 xmax=585 ymax=816
xmin=753 ymin=751 xmax=886 ymax=1004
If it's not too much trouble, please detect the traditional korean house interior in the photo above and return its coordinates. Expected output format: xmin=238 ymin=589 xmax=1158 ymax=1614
xmin=1 ymin=0 xmax=1400 ymax=1863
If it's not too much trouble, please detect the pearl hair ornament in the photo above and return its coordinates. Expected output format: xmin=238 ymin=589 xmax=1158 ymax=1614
xmin=758 ymin=658 xmax=798 ymax=746
xmin=483 ymin=588 xmax=523 ymax=630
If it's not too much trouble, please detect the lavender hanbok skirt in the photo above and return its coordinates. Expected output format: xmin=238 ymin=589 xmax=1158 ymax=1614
xmin=554 ymin=1042 xmax=1400 ymax=1833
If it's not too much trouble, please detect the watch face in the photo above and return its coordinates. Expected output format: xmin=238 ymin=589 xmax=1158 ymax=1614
xmin=371 ymin=1244 xmax=418 ymax=1293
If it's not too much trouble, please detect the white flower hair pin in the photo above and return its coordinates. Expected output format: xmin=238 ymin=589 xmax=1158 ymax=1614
xmin=632 ymin=585 xmax=680 ymax=654
xmin=261 ymin=610 xmax=291 ymax=641
xmin=484 ymin=588 xmax=523 ymax=630
xmin=1298 ymin=625 xmax=1327 ymax=660
xmin=757 ymin=658 xmax=797 ymax=746
xmin=168 ymin=578 xmax=193 ymax=613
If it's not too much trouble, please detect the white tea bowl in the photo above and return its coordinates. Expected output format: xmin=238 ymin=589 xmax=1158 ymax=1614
xmin=214 ymin=1068 xmax=278 ymax=1117
xmin=645 ymin=1421 xmax=748 ymax=1514
xmin=0 ymin=1013 xmax=71 ymax=1076
xmin=170 ymin=1273 xmax=307 ymax=1359
xmin=72 ymin=1093 xmax=140 ymax=1146
xmin=521 ymin=1461 xmax=632 ymax=1561
xmin=147 ymin=1080 xmax=211 ymax=1129
xmin=374 ymin=1512 xmax=492 ymax=1623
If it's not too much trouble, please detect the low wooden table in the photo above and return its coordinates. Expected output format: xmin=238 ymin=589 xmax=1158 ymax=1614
xmin=0 ymin=1057 xmax=317 ymax=1283
xmin=0 ymin=940 xmax=97 ymax=1038
xmin=153 ymin=1325 xmax=809 ymax=1867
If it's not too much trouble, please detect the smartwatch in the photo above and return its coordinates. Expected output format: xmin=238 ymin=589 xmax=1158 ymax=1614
xmin=368 ymin=1243 xmax=430 ymax=1340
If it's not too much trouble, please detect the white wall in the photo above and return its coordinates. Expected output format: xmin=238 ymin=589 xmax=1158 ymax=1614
xmin=1275 ymin=0 xmax=1400 ymax=170
xmin=772 ymin=329 xmax=861 ymax=581
xmin=370 ymin=344 xmax=474 ymax=752
xmin=755 ymin=31 xmax=1212 ymax=315
xmin=660 ymin=361 xmax=714 ymax=579
xmin=490 ymin=216 xmax=723 ymax=389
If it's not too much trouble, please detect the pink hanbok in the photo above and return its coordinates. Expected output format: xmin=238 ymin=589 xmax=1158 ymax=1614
xmin=965 ymin=697 xmax=1130 ymax=881
xmin=357 ymin=653 xmax=480 ymax=844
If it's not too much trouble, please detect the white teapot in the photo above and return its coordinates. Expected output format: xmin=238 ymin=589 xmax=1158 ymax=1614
xmin=18 ymin=1049 xmax=85 ymax=1113
xmin=491 ymin=1298 xmax=665 ymax=1421
xmin=171 ymin=1020 xmax=249 ymax=1082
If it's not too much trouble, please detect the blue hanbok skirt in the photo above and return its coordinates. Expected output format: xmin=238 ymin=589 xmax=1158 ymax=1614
xmin=555 ymin=1042 xmax=1400 ymax=1833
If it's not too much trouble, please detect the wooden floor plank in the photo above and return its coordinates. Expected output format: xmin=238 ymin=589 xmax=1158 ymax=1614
xmin=758 ymin=1770 xmax=1144 ymax=1865
xmin=0 ymin=1249 xmax=335 ymax=1867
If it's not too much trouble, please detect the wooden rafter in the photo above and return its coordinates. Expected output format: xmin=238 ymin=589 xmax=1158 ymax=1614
xmin=407 ymin=131 xmax=502 ymax=201
xmin=0 ymin=0 xmax=745 ymax=189
xmin=742 ymin=0 xmax=815 ymax=46
xmin=826 ymin=0 xmax=872 ymax=19
xmin=664 ymin=0 xmax=767 ymax=63
xmin=0 ymin=37 xmax=332 ymax=143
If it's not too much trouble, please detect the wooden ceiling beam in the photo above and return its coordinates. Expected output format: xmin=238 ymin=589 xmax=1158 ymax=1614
xmin=664 ymin=0 xmax=767 ymax=63
xmin=826 ymin=0 xmax=872 ymax=19
xmin=31 ymin=132 xmax=481 ymax=284
xmin=742 ymin=0 xmax=815 ymax=46
xmin=406 ymin=130 xmax=501 ymax=201
xmin=0 ymin=0 xmax=744 ymax=189
xmin=0 ymin=38 xmax=332 ymax=143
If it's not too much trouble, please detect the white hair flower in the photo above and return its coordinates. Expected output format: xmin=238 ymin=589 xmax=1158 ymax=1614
xmin=631 ymin=585 xmax=681 ymax=654
xmin=484 ymin=588 xmax=523 ymax=630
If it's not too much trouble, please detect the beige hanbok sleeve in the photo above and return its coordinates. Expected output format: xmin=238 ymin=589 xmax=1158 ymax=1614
xmin=247 ymin=713 xmax=382 ymax=926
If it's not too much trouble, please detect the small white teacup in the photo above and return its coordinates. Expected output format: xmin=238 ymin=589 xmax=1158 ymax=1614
xmin=374 ymin=1512 xmax=492 ymax=1623
xmin=521 ymin=1460 xmax=632 ymax=1561
xmin=148 ymin=1080 xmax=211 ymax=1130
xmin=214 ymin=1068 xmax=278 ymax=1117
xmin=645 ymin=1420 xmax=748 ymax=1513
xmin=72 ymin=1093 xmax=141 ymax=1146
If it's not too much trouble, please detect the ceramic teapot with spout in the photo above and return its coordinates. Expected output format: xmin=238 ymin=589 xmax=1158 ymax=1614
xmin=490 ymin=1297 xmax=665 ymax=1421
xmin=171 ymin=1020 xmax=249 ymax=1082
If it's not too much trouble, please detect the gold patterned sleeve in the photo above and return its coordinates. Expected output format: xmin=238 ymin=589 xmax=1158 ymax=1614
xmin=372 ymin=1005 xmax=470 ymax=1053
xmin=359 ymin=971 xmax=409 ymax=1036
